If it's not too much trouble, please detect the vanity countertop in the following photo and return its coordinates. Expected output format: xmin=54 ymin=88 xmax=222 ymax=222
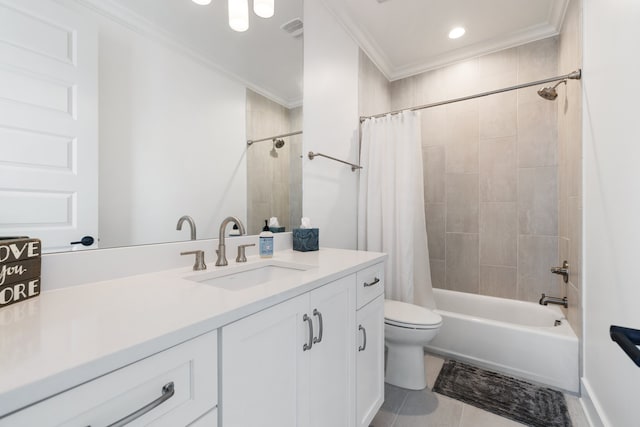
xmin=0 ymin=247 xmax=386 ymax=417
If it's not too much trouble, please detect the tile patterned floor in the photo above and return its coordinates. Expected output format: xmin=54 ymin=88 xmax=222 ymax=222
xmin=371 ymin=353 xmax=590 ymax=427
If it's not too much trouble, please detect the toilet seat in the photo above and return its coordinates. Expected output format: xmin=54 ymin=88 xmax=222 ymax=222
xmin=384 ymin=300 xmax=442 ymax=329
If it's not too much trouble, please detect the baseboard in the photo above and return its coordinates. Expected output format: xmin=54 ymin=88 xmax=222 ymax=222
xmin=580 ymin=378 xmax=607 ymax=427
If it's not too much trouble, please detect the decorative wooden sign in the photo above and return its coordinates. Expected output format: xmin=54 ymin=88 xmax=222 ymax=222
xmin=0 ymin=237 xmax=41 ymax=308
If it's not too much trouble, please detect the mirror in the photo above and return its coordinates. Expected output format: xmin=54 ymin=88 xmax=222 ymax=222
xmin=0 ymin=0 xmax=303 ymax=253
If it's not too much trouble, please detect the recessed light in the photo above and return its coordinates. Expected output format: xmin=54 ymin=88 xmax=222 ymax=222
xmin=448 ymin=27 xmax=466 ymax=39
xmin=192 ymin=0 xmax=212 ymax=5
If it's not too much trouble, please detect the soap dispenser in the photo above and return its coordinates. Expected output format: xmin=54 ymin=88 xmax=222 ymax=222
xmin=259 ymin=219 xmax=274 ymax=258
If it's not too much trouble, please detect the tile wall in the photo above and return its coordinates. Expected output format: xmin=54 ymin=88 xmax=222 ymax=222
xmin=246 ymin=89 xmax=303 ymax=235
xmin=390 ymin=38 xmax=562 ymax=303
xmin=557 ymin=0 xmax=583 ymax=339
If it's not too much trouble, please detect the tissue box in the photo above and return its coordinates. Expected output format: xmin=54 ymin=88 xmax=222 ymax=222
xmin=0 ymin=237 xmax=42 ymax=309
xmin=269 ymin=226 xmax=285 ymax=233
xmin=293 ymin=228 xmax=319 ymax=252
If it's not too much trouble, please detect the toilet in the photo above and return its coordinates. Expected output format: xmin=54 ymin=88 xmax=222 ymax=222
xmin=384 ymin=299 xmax=442 ymax=390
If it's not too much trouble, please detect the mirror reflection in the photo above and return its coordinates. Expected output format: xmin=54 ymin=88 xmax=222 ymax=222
xmin=0 ymin=0 xmax=303 ymax=253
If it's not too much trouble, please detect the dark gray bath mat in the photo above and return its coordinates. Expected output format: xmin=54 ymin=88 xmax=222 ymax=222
xmin=433 ymin=360 xmax=571 ymax=427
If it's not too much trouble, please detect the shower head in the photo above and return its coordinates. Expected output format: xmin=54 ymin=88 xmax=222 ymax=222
xmin=537 ymin=80 xmax=567 ymax=101
xmin=273 ymin=138 xmax=285 ymax=149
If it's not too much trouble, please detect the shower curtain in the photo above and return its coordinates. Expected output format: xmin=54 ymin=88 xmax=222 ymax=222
xmin=357 ymin=111 xmax=435 ymax=308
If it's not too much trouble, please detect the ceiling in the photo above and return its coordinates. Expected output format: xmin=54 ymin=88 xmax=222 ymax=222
xmin=321 ymin=0 xmax=569 ymax=81
xmin=83 ymin=0 xmax=568 ymax=104
xmin=91 ymin=0 xmax=304 ymax=107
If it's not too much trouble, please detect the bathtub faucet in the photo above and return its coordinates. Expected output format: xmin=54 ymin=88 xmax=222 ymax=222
xmin=539 ymin=293 xmax=568 ymax=308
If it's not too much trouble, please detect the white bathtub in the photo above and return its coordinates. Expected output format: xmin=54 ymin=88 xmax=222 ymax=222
xmin=424 ymin=288 xmax=579 ymax=392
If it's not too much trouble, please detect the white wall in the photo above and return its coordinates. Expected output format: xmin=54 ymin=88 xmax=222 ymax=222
xmin=303 ymin=0 xmax=360 ymax=249
xmin=582 ymin=0 xmax=640 ymax=425
xmin=60 ymin=2 xmax=248 ymax=248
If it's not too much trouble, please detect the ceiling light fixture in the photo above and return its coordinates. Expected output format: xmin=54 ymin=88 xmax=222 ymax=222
xmin=192 ymin=0 xmax=275 ymax=32
xmin=448 ymin=27 xmax=466 ymax=39
xmin=228 ymin=0 xmax=249 ymax=32
xmin=254 ymin=0 xmax=274 ymax=18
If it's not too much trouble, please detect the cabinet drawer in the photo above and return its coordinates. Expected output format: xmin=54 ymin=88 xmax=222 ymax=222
xmin=356 ymin=263 xmax=384 ymax=309
xmin=1 ymin=330 xmax=218 ymax=427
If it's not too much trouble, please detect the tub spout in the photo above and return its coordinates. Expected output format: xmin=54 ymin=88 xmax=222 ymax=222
xmin=539 ymin=293 xmax=568 ymax=308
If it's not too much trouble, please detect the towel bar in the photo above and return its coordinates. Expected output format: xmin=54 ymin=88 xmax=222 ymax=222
xmin=610 ymin=325 xmax=640 ymax=367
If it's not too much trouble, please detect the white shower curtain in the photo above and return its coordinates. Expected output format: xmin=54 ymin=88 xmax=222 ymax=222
xmin=357 ymin=111 xmax=435 ymax=309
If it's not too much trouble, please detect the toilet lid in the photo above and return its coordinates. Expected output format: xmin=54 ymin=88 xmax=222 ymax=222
xmin=384 ymin=299 xmax=442 ymax=328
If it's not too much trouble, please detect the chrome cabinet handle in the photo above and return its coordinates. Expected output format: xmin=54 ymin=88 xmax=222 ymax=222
xmin=363 ymin=277 xmax=380 ymax=287
xmin=303 ymin=314 xmax=314 ymax=351
xmin=312 ymin=309 xmax=323 ymax=344
xmin=358 ymin=325 xmax=367 ymax=352
xmin=87 ymin=382 xmax=175 ymax=427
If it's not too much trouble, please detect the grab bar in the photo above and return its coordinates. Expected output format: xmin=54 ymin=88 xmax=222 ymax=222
xmin=308 ymin=151 xmax=362 ymax=172
xmin=610 ymin=325 xmax=640 ymax=367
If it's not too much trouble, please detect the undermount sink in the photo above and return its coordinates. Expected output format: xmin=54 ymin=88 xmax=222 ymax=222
xmin=186 ymin=261 xmax=313 ymax=291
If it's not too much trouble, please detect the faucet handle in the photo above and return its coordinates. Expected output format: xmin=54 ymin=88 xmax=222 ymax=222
xmin=181 ymin=250 xmax=207 ymax=271
xmin=236 ymin=244 xmax=256 ymax=263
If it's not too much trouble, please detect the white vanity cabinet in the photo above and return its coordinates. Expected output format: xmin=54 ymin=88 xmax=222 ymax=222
xmin=355 ymin=263 xmax=385 ymax=427
xmin=221 ymin=274 xmax=355 ymax=427
xmin=0 ymin=331 xmax=218 ymax=427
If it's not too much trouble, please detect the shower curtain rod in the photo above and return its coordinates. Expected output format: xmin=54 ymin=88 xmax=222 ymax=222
xmin=246 ymin=130 xmax=303 ymax=146
xmin=359 ymin=69 xmax=582 ymax=122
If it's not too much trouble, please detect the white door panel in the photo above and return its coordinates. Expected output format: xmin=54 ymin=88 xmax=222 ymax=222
xmin=0 ymin=0 xmax=98 ymax=252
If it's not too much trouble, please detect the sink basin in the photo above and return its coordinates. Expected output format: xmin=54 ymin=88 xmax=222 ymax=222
xmin=187 ymin=261 xmax=312 ymax=291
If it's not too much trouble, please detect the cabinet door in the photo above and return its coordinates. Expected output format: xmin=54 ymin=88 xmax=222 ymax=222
xmin=221 ymin=294 xmax=309 ymax=427
xmin=308 ymin=275 xmax=355 ymax=427
xmin=356 ymin=294 xmax=385 ymax=427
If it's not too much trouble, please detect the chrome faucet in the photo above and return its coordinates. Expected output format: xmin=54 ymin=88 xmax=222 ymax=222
xmin=550 ymin=260 xmax=569 ymax=283
xmin=176 ymin=215 xmax=197 ymax=240
xmin=216 ymin=216 xmax=246 ymax=266
xmin=539 ymin=293 xmax=568 ymax=308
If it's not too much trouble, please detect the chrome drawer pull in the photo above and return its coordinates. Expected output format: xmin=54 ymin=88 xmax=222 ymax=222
xmin=363 ymin=277 xmax=380 ymax=287
xmin=97 ymin=382 xmax=175 ymax=427
xmin=312 ymin=309 xmax=324 ymax=344
xmin=303 ymin=314 xmax=314 ymax=351
xmin=358 ymin=325 xmax=367 ymax=352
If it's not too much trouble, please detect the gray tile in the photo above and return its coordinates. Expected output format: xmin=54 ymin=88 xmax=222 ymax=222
xmin=459 ymin=404 xmax=527 ymax=427
xmin=441 ymin=58 xmax=479 ymax=99
xmin=479 ymin=265 xmax=517 ymax=299
xmin=421 ymin=108 xmax=448 ymax=147
xmin=479 ymin=137 xmax=517 ymax=202
xmin=517 ymin=235 xmax=559 ymax=302
xmin=393 ymin=389 xmax=464 ymax=427
xmin=446 ymin=233 xmax=479 ymax=293
xmin=430 ymin=259 xmax=445 ymax=289
xmin=480 ymin=202 xmax=517 ymax=266
xmin=371 ymin=383 xmax=408 ymax=427
xmin=517 ymin=37 xmax=558 ymax=84
xmin=446 ymin=174 xmax=479 ymax=233
xmin=424 ymin=146 xmax=445 ymax=203
xmin=565 ymin=393 xmax=590 ymax=427
xmin=426 ymin=203 xmax=445 ymax=260
xmin=479 ymin=91 xmax=517 ymax=140
xmin=518 ymin=167 xmax=558 ymax=236
xmin=567 ymin=282 xmax=581 ymax=340
xmin=517 ymin=99 xmax=557 ymax=168
xmin=390 ymin=76 xmax=416 ymax=111
xmin=359 ymin=49 xmax=391 ymax=117
xmin=568 ymin=196 xmax=582 ymax=291
xmin=445 ymin=104 xmax=479 ymax=174
xmin=425 ymin=353 xmax=445 ymax=389
xmin=477 ymin=47 xmax=517 ymax=91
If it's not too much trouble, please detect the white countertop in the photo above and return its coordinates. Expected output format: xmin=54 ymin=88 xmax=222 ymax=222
xmin=0 ymin=248 xmax=386 ymax=416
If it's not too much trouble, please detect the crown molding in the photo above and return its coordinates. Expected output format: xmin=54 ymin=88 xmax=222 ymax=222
xmin=67 ymin=0 xmax=299 ymax=108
